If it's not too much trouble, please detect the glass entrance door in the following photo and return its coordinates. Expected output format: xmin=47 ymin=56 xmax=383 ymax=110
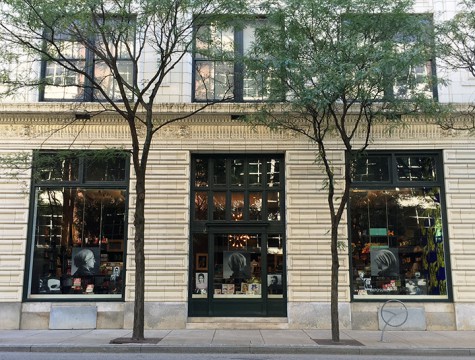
xmin=190 ymin=231 xmax=285 ymax=317
xmin=189 ymin=154 xmax=286 ymax=317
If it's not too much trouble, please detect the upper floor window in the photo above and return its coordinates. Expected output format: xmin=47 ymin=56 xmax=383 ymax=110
xmin=193 ymin=19 xmax=269 ymax=102
xmin=40 ymin=17 xmax=135 ymax=102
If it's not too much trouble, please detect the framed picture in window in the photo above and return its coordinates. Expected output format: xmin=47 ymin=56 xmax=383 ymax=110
xmin=196 ymin=253 xmax=208 ymax=271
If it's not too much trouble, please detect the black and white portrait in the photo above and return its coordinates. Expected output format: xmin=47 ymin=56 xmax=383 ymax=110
xmin=223 ymin=251 xmax=251 ymax=280
xmin=371 ymin=247 xmax=399 ymax=277
xmin=267 ymin=274 xmax=283 ymax=294
xmin=71 ymin=247 xmax=100 ymax=277
xmin=195 ymin=272 xmax=208 ymax=292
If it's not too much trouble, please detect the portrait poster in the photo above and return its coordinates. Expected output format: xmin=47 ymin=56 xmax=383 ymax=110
xmin=223 ymin=251 xmax=251 ymax=279
xmin=195 ymin=272 xmax=208 ymax=291
xmin=370 ymin=247 xmax=399 ymax=277
xmin=267 ymin=274 xmax=282 ymax=286
xmin=71 ymin=247 xmax=100 ymax=276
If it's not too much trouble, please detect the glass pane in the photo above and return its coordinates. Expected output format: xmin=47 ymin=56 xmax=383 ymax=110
xmin=194 ymin=192 xmax=208 ymax=220
xmin=213 ymin=159 xmax=226 ymax=185
xmin=350 ymin=187 xmax=447 ymax=297
xmin=213 ymin=234 xmax=262 ymax=298
xmin=85 ymin=153 xmax=127 ymax=181
xmin=195 ymin=158 xmax=208 ymax=187
xmin=231 ymin=192 xmax=244 ymax=221
xmin=249 ymin=192 xmax=262 ymax=220
xmin=397 ymin=156 xmax=437 ymax=182
xmin=267 ymin=234 xmax=284 ymax=297
xmin=194 ymin=61 xmax=212 ymax=100
xmin=231 ymin=159 xmax=244 ymax=186
xmin=94 ymin=61 xmax=134 ymax=101
xmin=214 ymin=62 xmax=234 ymax=99
xmin=36 ymin=153 xmax=79 ymax=182
xmin=351 ymin=155 xmax=390 ymax=182
xmin=266 ymin=159 xmax=280 ymax=187
xmin=192 ymin=234 xmax=208 ymax=298
xmin=213 ymin=192 xmax=226 ymax=220
xmin=249 ymin=159 xmax=263 ymax=186
xmin=195 ymin=61 xmax=234 ymax=101
xmin=44 ymin=61 xmax=86 ymax=100
xmin=267 ymin=192 xmax=281 ymax=221
xmin=195 ymin=25 xmax=234 ymax=59
xmin=30 ymin=187 xmax=126 ymax=296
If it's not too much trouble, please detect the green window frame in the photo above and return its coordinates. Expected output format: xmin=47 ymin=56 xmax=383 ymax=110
xmin=25 ymin=150 xmax=129 ymax=300
xmin=349 ymin=151 xmax=450 ymax=300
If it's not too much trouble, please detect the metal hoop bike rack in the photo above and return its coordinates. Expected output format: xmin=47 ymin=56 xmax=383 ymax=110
xmin=379 ymin=299 xmax=408 ymax=342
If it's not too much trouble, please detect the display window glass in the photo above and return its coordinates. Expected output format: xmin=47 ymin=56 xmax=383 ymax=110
xmin=26 ymin=151 xmax=128 ymax=299
xmin=350 ymin=152 xmax=449 ymax=299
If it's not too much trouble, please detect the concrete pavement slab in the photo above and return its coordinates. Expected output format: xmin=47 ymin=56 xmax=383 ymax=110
xmin=260 ymin=329 xmax=315 ymax=345
xmin=212 ymin=330 xmax=264 ymax=345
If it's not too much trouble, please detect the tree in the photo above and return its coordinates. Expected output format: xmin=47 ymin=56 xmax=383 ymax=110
xmin=437 ymin=0 xmax=475 ymax=131
xmin=247 ymin=0 xmax=441 ymax=342
xmin=438 ymin=0 xmax=475 ymax=78
xmin=0 ymin=0 xmax=240 ymax=341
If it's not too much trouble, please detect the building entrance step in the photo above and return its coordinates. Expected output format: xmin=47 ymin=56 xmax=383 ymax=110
xmin=186 ymin=317 xmax=289 ymax=330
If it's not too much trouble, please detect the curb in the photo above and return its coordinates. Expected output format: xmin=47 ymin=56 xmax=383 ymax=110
xmin=0 ymin=344 xmax=474 ymax=356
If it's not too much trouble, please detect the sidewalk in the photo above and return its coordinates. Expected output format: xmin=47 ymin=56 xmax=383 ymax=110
xmin=0 ymin=329 xmax=475 ymax=356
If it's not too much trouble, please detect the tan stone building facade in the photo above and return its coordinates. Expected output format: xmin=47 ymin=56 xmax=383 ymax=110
xmin=1 ymin=102 xmax=475 ymax=330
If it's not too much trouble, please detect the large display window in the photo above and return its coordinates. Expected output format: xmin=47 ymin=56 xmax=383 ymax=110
xmin=350 ymin=152 xmax=449 ymax=299
xmin=26 ymin=151 xmax=129 ymax=299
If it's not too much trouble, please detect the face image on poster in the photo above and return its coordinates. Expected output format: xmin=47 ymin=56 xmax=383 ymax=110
xmin=196 ymin=272 xmax=208 ymax=290
xmin=223 ymin=251 xmax=251 ymax=280
xmin=370 ymin=247 xmax=399 ymax=277
xmin=71 ymin=247 xmax=100 ymax=277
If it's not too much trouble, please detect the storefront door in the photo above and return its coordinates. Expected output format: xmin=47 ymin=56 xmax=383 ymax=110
xmin=189 ymin=154 xmax=286 ymax=317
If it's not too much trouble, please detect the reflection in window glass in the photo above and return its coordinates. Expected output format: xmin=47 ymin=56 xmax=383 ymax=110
xmin=397 ymin=156 xmax=437 ymax=182
xmin=194 ymin=192 xmax=208 ymax=220
xmin=249 ymin=159 xmax=262 ymax=186
xmin=266 ymin=159 xmax=280 ymax=187
xmin=267 ymin=192 xmax=281 ymax=221
xmin=231 ymin=159 xmax=244 ymax=186
xmin=231 ymin=192 xmax=244 ymax=221
xmin=84 ymin=153 xmax=127 ymax=181
xmin=195 ymin=158 xmax=208 ymax=187
xmin=213 ymin=192 xmax=226 ymax=220
xmin=249 ymin=192 xmax=262 ymax=220
xmin=31 ymin=187 xmax=126 ymax=296
xmin=351 ymin=155 xmax=390 ymax=182
xmin=36 ymin=153 xmax=79 ymax=182
xmin=350 ymin=187 xmax=447 ymax=297
xmin=28 ymin=151 xmax=128 ymax=299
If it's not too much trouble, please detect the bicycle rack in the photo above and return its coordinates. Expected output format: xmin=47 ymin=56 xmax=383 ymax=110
xmin=379 ymin=299 xmax=408 ymax=342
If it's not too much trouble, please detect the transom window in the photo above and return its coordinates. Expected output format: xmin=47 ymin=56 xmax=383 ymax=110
xmin=192 ymin=156 xmax=283 ymax=223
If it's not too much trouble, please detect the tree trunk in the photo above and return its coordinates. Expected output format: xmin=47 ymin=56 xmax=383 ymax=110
xmin=132 ymin=174 xmax=146 ymax=340
xmin=330 ymin=219 xmax=340 ymax=342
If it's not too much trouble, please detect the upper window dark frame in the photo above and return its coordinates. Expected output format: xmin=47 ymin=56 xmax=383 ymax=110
xmin=39 ymin=16 xmax=137 ymax=102
xmin=192 ymin=17 xmax=269 ymax=103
